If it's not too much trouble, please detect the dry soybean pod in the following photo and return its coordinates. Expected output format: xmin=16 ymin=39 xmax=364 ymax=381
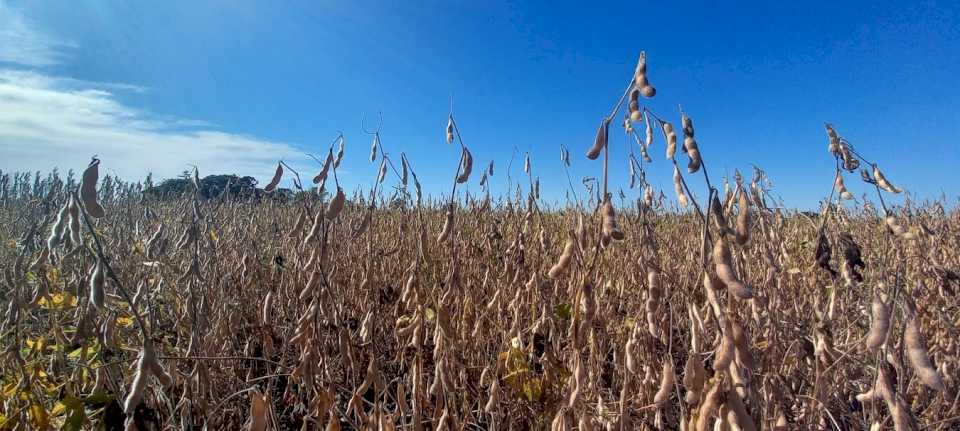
xmin=873 ymin=165 xmax=902 ymax=193
xmin=586 ymin=118 xmax=610 ymax=160
xmin=437 ymin=205 xmax=454 ymax=244
xmin=673 ymin=165 xmax=689 ymax=208
xmin=47 ymin=201 xmax=70 ymax=249
xmin=89 ymin=258 xmax=106 ymax=310
xmin=865 ymin=291 xmax=890 ymax=350
xmin=456 ymin=147 xmax=473 ymax=184
xmin=713 ymin=237 xmax=752 ymax=299
xmin=548 ymin=231 xmax=576 ymax=278
xmin=123 ymin=344 xmax=154 ymax=414
xmin=682 ymin=353 xmax=706 ymax=404
xmin=446 ymin=116 xmax=455 ymax=144
xmin=681 ymin=111 xmax=701 ymax=173
xmin=904 ymin=311 xmax=945 ymax=391
xmin=80 ymin=158 xmax=106 ymax=218
xmin=652 ymin=359 xmax=676 ymax=404
xmin=695 ymin=379 xmax=723 ymax=431
xmin=734 ymin=189 xmax=750 ymax=245
xmin=663 ymin=121 xmax=677 ymax=160
xmin=313 ymin=150 xmax=334 ymax=184
xmin=264 ymin=162 xmax=284 ymax=192
xmin=67 ymin=195 xmax=82 ymax=245
xmin=600 ymin=199 xmax=624 ymax=241
xmin=325 ymin=187 xmax=346 ymax=220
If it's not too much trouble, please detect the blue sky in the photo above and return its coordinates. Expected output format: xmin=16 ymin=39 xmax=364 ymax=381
xmin=0 ymin=1 xmax=957 ymax=209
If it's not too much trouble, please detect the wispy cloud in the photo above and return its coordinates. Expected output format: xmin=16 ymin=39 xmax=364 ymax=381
xmin=0 ymin=70 xmax=310 ymax=183
xmin=0 ymin=4 xmax=312 ymax=185
xmin=0 ymin=3 xmax=76 ymax=67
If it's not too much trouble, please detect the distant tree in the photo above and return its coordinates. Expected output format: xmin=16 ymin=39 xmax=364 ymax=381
xmin=144 ymin=174 xmax=280 ymax=200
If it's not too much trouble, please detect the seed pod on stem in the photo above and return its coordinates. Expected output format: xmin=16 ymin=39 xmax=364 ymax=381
xmin=334 ymin=136 xmax=345 ymax=168
xmin=731 ymin=321 xmax=755 ymax=370
xmin=865 ymin=291 xmax=890 ymax=350
xmin=628 ymin=88 xmax=641 ymax=121
xmin=695 ymin=379 xmax=723 ymax=431
xmin=873 ymin=165 xmax=902 ymax=193
xmin=446 ymin=116 xmax=455 ymax=144
xmin=147 ymin=342 xmax=173 ymax=387
xmin=89 ymin=259 xmax=105 ymax=310
xmin=664 ymin=122 xmax=677 ymax=160
xmin=264 ymin=163 xmax=283 ymax=192
xmin=80 ymin=159 xmax=105 ymax=218
xmin=646 ymin=270 xmax=662 ymax=338
xmin=681 ymin=112 xmax=695 ymax=137
xmin=456 ymin=147 xmax=473 ymax=183
xmin=653 ymin=359 xmax=676 ymax=404
xmin=673 ymin=165 xmax=689 ymax=208
xmin=682 ymin=353 xmax=706 ymax=404
xmin=586 ymin=118 xmax=610 ymax=160
xmin=643 ymin=111 xmax=654 ymax=148
xmin=325 ymin=187 xmax=345 ymax=220
xmin=904 ymin=311 xmax=945 ymax=391
xmin=302 ymin=209 xmax=323 ymax=246
xmin=548 ymin=231 xmax=577 ymax=278
xmin=484 ymin=377 xmax=500 ymax=414
xmin=47 ymin=202 xmax=69 ymax=249
xmin=123 ymin=343 xmax=155 ymax=414
xmin=734 ymin=189 xmax=750 ymax=245
xmin=825 ymin=124 xmax=841 ymax=155
xmin=834 ymin=174 xmax=854 ymax=200
xmin=681 ymin=112 xmax=701 ymax=173
xmin=713 ymin=322 xmax=736 ymax=371
xmin=67 ymin=195 xmax=81 ymax=245
xmin=634 ymin=52 xmax=656 ymax=97
xmin=313 ymin=150 xmax=334 ymax=184
xmin=375 ymin=159 xmax=388 ymax=183
xmin=713 ymin=237 xmax=752 ymax=299
xmin=437 ymin=205 xmax=454 ymax=243
xmin=288 ymin=210 xmax=306 ymax=238
xmin=600 ymin=199 xmax=624 ymax=242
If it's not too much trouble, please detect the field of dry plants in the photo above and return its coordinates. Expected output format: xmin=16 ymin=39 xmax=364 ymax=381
xmin=1 ymin=53 xmax=958 ymax=430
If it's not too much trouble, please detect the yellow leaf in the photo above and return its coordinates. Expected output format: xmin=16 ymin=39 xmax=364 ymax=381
xmin=116 ymin=316 xmax=134 ymax=327
xmin=46 ymin=267 xmax=61 ymax=285
xmin=51 ymin=401 xmax=67 ymax=416
xmin=2 ymin=382 xmax=17 ymax=398
xmin=209 ymin=229 xmax=219 ymax=241
xmin=522 ymin=377 xmax=543 ymax=402
xmin=29 ymin=403 xmax=48 ymax=429
xmin=39 ymin=292 xmax=78 ymax=310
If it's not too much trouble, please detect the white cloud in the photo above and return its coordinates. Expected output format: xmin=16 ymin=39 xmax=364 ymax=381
xmin=0 ymin=3 xmax=76 ymax=67
xmin=0 ymin=4 xmax=313 ymax=187
xmin=0 ymin=69 xmax=311 ymax=184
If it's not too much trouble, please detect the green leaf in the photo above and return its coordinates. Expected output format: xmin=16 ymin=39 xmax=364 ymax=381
xmin=554 ymin=303 xmax=572 ymax=320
